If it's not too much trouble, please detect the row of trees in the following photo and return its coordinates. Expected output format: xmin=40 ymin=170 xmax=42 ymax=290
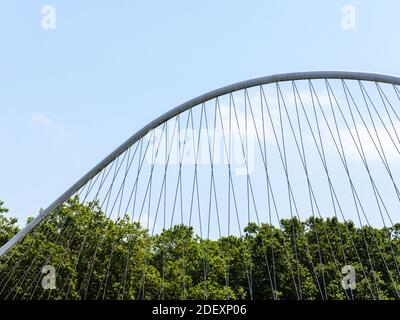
xmin=0 ymin=198 xmax=399 ymax=300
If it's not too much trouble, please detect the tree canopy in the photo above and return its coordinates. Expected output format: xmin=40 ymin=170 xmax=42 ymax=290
xmin=0 ymin=198 xmax=399 ymax=300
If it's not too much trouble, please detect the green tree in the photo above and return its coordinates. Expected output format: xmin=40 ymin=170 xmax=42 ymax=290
xmin=0 ymin=200 xmax=19 ymax=247
xmin=0 ymin=198 xmax=399 ymax=300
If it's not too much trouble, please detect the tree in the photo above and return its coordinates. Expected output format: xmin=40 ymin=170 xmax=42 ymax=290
xmin=0 ymin=200 xmax=19 ymax=247
xmin=0 ymin=198 xmax=399 ymax=300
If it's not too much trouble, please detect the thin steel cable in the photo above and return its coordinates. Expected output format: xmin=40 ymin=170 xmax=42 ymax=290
xmin=324 ymin=79 xmax=379 ymax=298
xmin=307 ymin=79 xmax=375 ymax=298
xmin=260 ymin=86 xmax=301 ymax=299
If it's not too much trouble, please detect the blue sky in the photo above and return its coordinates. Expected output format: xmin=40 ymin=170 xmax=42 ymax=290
xmin=1 ymin=0 xmax=400 ymax=225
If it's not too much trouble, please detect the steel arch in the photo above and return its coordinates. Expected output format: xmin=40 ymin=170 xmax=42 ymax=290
xmin=2 ymin=70 xmax=400 ymax=258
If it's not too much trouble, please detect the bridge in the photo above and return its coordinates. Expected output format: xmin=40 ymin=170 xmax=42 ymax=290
xmin=0 ymin=71 xmax=399 ymax=300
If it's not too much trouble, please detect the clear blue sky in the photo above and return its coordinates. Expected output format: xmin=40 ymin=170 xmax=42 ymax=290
xmin=1 ymin=0 xmax=400 ymax=224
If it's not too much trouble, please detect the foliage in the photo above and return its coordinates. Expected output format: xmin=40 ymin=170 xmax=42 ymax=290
xmin=0 ymin=201 xmax=19 ymax=247
xmin=0 ymin=198 xmax=399 ymax=300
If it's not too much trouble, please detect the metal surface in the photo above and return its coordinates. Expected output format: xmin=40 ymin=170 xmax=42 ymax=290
xmin=1 ymin=71 xmax=400 ymax=257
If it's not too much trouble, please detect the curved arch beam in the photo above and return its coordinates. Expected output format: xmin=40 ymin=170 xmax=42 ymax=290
xmin=2 ymin=71 xmax=400 ymax=257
